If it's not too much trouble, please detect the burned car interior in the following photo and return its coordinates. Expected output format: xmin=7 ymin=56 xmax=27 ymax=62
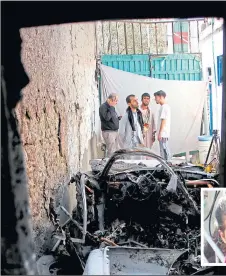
xmin=44 ymin=148 xmax=222 ymax=275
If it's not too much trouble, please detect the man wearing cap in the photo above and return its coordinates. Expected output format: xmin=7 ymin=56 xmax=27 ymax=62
xmin=140 ymin=93 xmax=156 ymax=149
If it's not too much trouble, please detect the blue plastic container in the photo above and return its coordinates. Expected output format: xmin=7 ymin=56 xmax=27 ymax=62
xmin=198 ymin=136 xmax=212 ymax=142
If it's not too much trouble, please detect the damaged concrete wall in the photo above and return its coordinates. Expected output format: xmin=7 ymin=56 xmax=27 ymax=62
xmin=16 ymin=22 xmax=102 ymax=256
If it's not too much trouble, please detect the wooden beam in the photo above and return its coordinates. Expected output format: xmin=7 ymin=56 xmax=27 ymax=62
xmin=197 ymin=21 xmax=200 ymax=52
xmin=188 ymin=21 xmax=192 ymax=53
xmin=124 ymin=22 xmax=128 ymax=54
xmin=140 ymin=23 xmax=143 ymax=54
xmin=102 ymin=21 xmax=105 ymax=54
xmin=132 ymin=23 xmax=136 ymax=54
xmin=116 ymin=22 xmax=119 ymax=54
xmin=155 ymin=23 xmax=158 ymax=54
xmin=109 ymin=21 xmax=112 ymax=54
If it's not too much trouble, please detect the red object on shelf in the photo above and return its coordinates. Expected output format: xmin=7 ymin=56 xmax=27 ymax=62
xmin=173 ymin=32 xmax=188 ymax=44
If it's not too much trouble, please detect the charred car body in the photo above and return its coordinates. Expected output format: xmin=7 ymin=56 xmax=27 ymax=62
xmin=38 ymin=148 xmax=221 ymax=275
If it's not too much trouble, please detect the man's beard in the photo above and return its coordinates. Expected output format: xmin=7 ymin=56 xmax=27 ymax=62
xmin=143 ymin=102 xmax=149 ymax=106
xmin=131 ymin=105 xmax=138 ymax=109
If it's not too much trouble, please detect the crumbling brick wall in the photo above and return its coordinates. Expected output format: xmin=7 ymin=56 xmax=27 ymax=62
xmin=16 ymin=23 xmax=101 ymax=255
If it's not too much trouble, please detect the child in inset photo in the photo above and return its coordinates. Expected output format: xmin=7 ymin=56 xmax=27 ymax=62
xmin=204 ymin=197 xmax=226 ymax=262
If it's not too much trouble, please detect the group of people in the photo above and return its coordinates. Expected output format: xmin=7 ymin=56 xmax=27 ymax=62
xmin=99 ymin=90 xmax=171 ymax=161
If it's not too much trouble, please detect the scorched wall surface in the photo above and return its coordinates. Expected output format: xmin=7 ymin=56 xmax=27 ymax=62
xmin=16 ymin=23 xmax=100 ymax=255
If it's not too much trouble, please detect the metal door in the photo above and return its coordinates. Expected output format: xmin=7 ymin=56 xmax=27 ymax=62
xmin=101 ymin=54 xmax=151 ymax=77
xmin=150 ymin=53 xmax=202 ymax=81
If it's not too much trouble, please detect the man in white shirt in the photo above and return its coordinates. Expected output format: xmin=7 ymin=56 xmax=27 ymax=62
xmin=154 ymin=90 xmax=171 ymax=162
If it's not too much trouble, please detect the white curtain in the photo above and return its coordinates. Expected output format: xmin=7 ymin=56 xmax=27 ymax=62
xmin=100 ymin=64 xmax=207 ymax=156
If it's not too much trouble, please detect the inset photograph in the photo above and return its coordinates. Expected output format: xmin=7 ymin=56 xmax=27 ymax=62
xmin=201 ymin=188 xmax=226 ymax=265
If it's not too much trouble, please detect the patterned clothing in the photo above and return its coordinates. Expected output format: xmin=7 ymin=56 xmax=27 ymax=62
xmin=140 ymin=106 xmax=156 ymax=149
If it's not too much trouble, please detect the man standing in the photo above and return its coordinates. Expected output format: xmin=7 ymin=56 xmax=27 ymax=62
xmin=99 ymin=93 xmax=121 ymax=157
xmin=140 ymin=93 xmax=156 ymax=149
xmin=119 ymin=94 xmax=144 ymax=149
xmin=154 ymin=90 xmax=171 ymax=162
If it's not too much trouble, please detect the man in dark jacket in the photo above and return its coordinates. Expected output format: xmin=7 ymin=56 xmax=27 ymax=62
xmin=99 ymin=93 xmax=121 ymax=157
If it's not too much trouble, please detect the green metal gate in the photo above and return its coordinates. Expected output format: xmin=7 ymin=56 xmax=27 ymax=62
xmin=150 ymin=53 xmax=202 ymax=80
xmin=101 ymin=53 xmax=202 ymax=81
xmin=101 ymin=54 xmax=151 ymax=77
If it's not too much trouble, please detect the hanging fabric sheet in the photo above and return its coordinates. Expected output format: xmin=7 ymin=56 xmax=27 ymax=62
xmin=100 ymin=64 xmax=207 ymax=156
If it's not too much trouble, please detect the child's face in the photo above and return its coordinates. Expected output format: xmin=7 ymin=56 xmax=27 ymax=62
xmin=219 ymin=215 xmax=226 ymax=244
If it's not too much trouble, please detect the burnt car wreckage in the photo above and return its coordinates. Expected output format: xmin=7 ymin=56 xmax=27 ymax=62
xmin=37 ymin=148 xmax=221 ymax=275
